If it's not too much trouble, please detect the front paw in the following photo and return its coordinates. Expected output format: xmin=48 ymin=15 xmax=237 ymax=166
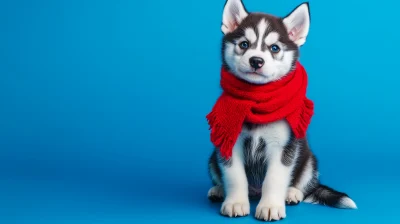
xmin=220 ymin=199 xmax=250 ymax=217
xmin=255 ymin=200 xmax=286 ymax=221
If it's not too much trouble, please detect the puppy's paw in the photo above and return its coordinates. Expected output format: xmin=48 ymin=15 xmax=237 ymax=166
xmin=286 ymin=187 xmax=304 ymax=205
xmin=208 ymin=186 xmax=224 ymax=202
xmin=255 ymin=200 xmax=286 ymax=221
xmin=220 ymin=199 xmax=250 ymax=217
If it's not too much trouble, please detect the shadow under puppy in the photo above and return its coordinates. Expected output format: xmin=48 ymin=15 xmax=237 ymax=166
xmin=206 ymin=0 xmax=356 ymax=221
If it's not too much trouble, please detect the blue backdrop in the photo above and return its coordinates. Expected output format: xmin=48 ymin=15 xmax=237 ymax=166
xmin=1 ymin=0 xmax=398 ymax=223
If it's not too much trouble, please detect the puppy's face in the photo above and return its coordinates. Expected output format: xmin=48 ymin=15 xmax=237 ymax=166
xmin=221 ymin=0 xmax=311 ymax=84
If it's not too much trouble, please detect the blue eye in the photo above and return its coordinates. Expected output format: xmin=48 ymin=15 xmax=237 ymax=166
xmin=270 ymin=44 xmax=280 ymax=53
xmin=239 ymin=41 xmax=249 ymax=49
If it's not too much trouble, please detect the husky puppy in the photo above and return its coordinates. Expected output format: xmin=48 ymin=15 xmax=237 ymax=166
xmin=207 ymin=0 xmax=357 ymax=221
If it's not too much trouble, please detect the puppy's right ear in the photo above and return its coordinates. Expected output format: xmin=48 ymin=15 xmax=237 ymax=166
xmin=221 ymin=0 xmax=248 ymax=34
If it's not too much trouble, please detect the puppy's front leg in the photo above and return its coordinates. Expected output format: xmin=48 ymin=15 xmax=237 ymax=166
xmin=219 ymin=140 xmax=250 ymax=217
xmin=256 ymin=146 xmax=293 ymax=221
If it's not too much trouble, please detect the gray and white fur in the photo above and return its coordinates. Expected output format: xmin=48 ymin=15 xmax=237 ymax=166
xmin=207 ymin=0 xmax=357 ymax=221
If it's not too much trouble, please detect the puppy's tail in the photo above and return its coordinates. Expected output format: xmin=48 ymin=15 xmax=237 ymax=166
xmin=304 ymin=184 xmax=357 ymax=209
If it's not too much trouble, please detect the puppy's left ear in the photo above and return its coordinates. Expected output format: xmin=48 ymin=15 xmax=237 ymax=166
xmin=283 ymin=2 xmax=311 ymax=46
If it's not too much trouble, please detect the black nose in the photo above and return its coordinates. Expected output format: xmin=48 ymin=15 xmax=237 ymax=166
xmin=249 ymin=57 xmax=264 ymax=69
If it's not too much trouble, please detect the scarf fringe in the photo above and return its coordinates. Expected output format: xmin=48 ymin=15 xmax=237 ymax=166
xmin=206 ymin=111 xmax=234 ymax=159
xmin=293 ymin=99 xmax=314 ymax=138
xmin=207 ymin=63 xmax=313 ymax=159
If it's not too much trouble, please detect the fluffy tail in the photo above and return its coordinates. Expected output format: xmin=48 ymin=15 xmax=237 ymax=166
xmin=304 ymin=184 xmax=357 ymax=209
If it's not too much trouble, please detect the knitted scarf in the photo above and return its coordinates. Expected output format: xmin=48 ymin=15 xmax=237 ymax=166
xmin=206 ymin=61 xmax=314 ymax=159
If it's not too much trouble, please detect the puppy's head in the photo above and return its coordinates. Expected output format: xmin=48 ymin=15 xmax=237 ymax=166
xmin=221 ymin=0 xmax=311 ymax=84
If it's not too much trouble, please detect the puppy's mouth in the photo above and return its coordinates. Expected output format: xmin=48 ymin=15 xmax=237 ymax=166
xmin=240 ymin=69 xmax=266 ymax=77
xmin=245 ymin=71 xmax=263 ymax=76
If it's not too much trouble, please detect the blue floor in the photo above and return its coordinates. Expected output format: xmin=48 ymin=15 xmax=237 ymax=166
xmin=1 ymin=152 xmax=398 ymax=223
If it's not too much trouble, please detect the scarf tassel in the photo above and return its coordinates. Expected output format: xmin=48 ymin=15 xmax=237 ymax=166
xmin=206 ymin=63 xmax=313 ymax=159
xmin=292 ymin=99 xmax=314 ymax=138
xmin=206 ymin=111 xmax=235 ymax=159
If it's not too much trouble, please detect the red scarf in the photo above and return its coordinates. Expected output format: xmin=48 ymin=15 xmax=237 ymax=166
xmin=206 ymin=61 xmax=314 ymax=159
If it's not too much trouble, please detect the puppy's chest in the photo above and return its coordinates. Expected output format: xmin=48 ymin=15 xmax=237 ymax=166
xmin=238 ymin=119 xmax=292 ymax=191
xmin=240 ymin=119 xmax=292 ymax=150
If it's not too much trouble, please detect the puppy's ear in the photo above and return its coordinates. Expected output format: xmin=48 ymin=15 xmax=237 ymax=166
xmin=283 ymin=2 xmax=311 ymax=46
xmin=221 ymin=0 xmax=248 ymax=34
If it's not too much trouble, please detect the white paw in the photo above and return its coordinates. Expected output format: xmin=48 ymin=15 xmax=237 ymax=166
xmin=286 ymin=187 xmax=304 ymax=204
xmin=220 ymin=199 xmax=250 ymax=217
xmin=208 ymin=186 xmax=224 ymax=201
xmin=255 ymin=201 xmax=286 ymax=221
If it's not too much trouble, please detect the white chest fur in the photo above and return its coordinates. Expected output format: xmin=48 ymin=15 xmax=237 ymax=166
xmin=239 ymin=119 xmax=292 ymax=150
xmin=220 ymin=119 xmax=295 ymax=220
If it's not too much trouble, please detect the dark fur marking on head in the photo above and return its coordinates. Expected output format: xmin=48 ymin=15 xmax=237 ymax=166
xmin=221 ymin=13 xmax=299 ymax=72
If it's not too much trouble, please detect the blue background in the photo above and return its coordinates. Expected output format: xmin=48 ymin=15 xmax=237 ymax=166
xmin=1 ymin=0 xmax=398 ymax=223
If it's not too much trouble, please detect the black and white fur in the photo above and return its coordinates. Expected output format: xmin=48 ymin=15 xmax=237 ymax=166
xmin=208 ymin=0 xmax=357 ymax=221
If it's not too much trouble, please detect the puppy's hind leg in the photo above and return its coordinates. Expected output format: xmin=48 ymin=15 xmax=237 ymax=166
xmin=286 ymin=140 xmax=318 ymax=205
xmin=208 ymin=186 xmax=224 ymax=202
xmin=208 ymin=150 xmax=224 ymax=202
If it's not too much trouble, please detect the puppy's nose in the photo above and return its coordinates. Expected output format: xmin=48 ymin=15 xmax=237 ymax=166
xmin=249 ymin=57 xmax=264 ymax=69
